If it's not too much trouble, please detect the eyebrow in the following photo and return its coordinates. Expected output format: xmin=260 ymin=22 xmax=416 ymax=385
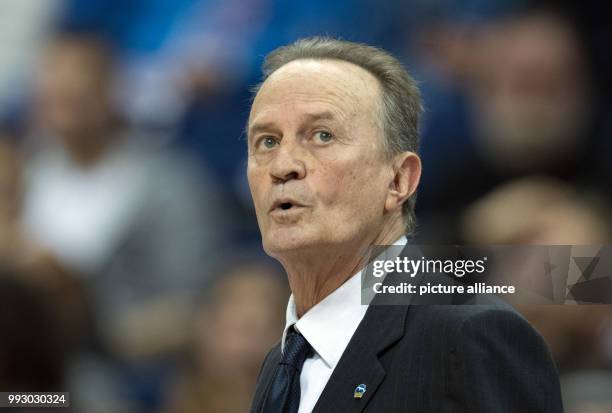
xmin=248 ymin=121 xmax=279 ymax=139
xmin=248 ymin=110 xmax=338 ymax=138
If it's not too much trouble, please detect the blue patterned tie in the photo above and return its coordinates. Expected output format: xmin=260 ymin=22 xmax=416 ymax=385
xmin=262 ymin=327 xmax=313 ymax=413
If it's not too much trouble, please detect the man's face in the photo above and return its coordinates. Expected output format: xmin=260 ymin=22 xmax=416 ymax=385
xmin=247 ymin=59 xmax=395 ymax=257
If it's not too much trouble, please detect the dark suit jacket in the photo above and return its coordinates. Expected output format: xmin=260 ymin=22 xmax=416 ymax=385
xmin=250 ymin=283 xmax=564 ymax=412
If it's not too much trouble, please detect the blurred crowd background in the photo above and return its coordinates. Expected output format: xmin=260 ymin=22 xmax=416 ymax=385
xmin=0 ymin=0 xmax=611 ymax=412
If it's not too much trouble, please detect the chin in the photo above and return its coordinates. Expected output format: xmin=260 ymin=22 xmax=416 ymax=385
xmin=262 ymin=227 xmax=316 ymax=256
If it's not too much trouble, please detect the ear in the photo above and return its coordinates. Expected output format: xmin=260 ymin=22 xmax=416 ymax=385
xmin=385 ymin=152 xmax=421 ymax=213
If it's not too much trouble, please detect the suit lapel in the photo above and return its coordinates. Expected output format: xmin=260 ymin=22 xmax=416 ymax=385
xmin=312 ymin=303 xmax=409 ymax=412
xmin=313 ymin=243 xmax=422 ymax=412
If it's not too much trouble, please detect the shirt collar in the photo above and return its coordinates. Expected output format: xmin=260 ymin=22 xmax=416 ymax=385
xmin=281 ymin=235 xmax=408 ymax=368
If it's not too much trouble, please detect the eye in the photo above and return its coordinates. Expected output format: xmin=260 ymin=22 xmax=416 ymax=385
xmin=263 ymin=137 xmax=277 ymax=148
xmin=313 ymin=131 xmax=333 ymax=144
xmin=257 ymin=136 xmax=278 ymax=150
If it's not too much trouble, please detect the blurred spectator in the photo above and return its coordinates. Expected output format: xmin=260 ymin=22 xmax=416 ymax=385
xmin=0 ymin=134 xmax=90 ymax=354
xmin=415 ymin=8 xmax=611 ymax=244
xmin=461 ymin=177 xmax=611 ymax=245
xmin=15 ymin=33 xmax=226 ymax=411
xmin=22 ymin=32 xmax=224 ymax=357
xmin=470 ymin=11 xmax=592 ymax=175
xmin=160 ymin=260 xmax=288 ymax=413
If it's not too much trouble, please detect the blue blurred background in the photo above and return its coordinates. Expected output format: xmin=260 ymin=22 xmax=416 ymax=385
xmin=0 ymin=0 xmax=611 ymax=412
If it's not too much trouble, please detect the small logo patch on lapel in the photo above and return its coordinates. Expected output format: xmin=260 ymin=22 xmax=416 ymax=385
xmin=354 ymin=384 xmax=367 ymax=399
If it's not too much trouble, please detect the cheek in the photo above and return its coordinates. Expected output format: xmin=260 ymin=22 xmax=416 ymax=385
xmin=316 ymin=157 xmax=379 ymax=210
xmin=337 ymin=159 xmax=385 ymax=212
xmin=247 ymin=168 xmax=267 ymax=212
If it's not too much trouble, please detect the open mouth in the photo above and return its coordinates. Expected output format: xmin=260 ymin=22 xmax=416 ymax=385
xmin=270 ymin=199 xmax=304 ymax=213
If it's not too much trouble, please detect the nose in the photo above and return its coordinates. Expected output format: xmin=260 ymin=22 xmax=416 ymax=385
xmin=270 ymin=139 xmax=306 ymax=184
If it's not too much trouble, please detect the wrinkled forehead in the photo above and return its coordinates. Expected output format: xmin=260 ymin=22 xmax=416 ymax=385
xmin=249 ymin=59 xmax=383 ymax=128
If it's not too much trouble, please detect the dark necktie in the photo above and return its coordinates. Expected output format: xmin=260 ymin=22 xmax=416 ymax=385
xmin=262 ymin=327 xmax=313 ymax=413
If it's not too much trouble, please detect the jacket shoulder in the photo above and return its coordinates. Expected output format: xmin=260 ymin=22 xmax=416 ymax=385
xmin=249 ymin=342 xmax=281 ymax=413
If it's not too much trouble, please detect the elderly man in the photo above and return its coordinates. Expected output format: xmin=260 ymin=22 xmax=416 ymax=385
xmin=247 ymin=37 xmax=563 ymax=413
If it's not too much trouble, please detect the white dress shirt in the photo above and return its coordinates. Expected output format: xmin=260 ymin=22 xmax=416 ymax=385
xmin=281 ymin=236 xmax=408 ymax=413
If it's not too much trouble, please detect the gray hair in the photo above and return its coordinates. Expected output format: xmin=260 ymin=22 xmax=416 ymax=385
xmin=254 ymin=36 xmax=423 ymax=234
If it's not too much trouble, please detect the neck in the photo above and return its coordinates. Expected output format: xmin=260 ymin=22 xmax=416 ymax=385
xmin=280 ymin=216 xmax=405 ymax=317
